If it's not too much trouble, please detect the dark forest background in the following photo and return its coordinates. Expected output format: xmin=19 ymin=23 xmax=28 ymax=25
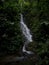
xmin=0 ymin=0 xmax=49 ymax=65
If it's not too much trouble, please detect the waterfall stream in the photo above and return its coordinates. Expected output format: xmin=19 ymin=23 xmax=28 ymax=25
xmin=14 ymin=14 xmax=34 ymax=61
xmin=20 ymin=14 xmax=33 ymax=54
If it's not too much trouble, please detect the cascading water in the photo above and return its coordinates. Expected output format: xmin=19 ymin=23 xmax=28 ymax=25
xmin=20 ymin=14 xmax=34 ymax=54
xmin=20 ymin=14 xmax=32 ymax=42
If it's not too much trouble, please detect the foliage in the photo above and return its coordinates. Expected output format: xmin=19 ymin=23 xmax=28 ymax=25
xmin=0 ymin=0 xmax=23 ymax=54
xmin=23 ymin=0 xmax=49 ymax=65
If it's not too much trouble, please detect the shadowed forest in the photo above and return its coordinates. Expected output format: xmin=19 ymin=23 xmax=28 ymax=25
xmin=0 ymin=0 xmax=49 ymax=65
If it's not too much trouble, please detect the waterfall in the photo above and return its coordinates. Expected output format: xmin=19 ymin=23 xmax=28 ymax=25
xmin=20 ymin=14 xmax=34 ymax=54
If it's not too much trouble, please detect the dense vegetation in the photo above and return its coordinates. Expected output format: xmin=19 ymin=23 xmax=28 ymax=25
xmin=23 ymin=0 xmax=49 ymax=65
xmin=0 ymin=0 xmax=49 ymax=65
xmin=0 ymin=0 xmax=23 ymax=55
